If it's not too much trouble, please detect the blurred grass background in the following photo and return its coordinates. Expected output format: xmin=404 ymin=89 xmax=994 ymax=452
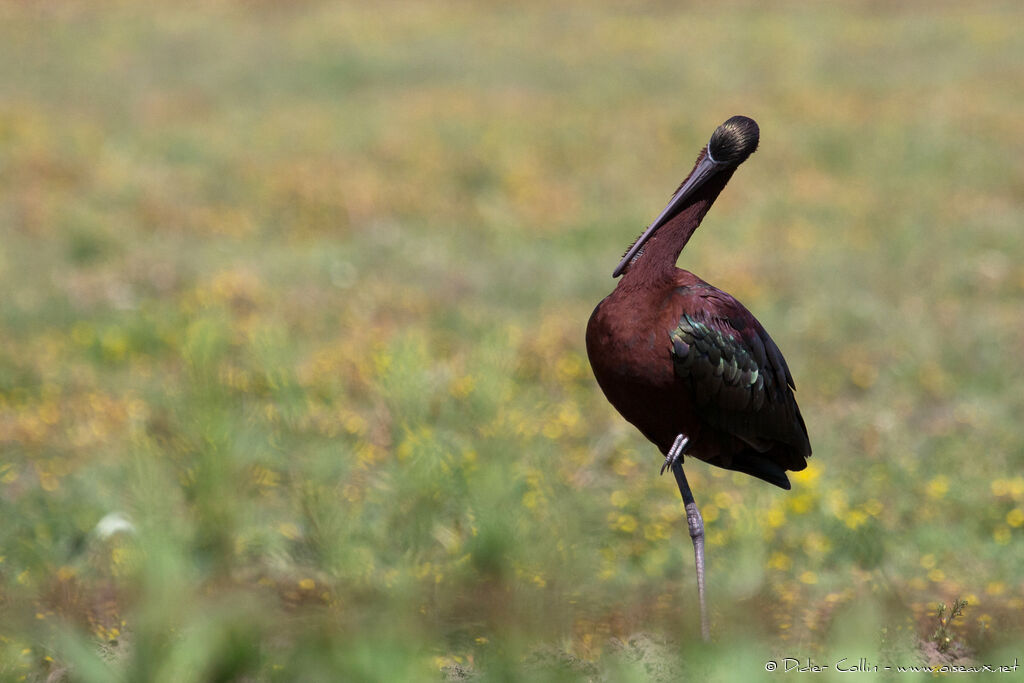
xmin=1 ymin=0 xmax=1022 ymax=680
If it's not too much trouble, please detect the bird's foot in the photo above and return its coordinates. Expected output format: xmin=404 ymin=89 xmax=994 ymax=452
xmin=660 ymin=434 xmax=689 ymax=476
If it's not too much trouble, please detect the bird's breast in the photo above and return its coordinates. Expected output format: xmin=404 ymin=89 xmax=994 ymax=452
xmin=586 ymin=293 xmax=684 ymax=444
xmin=586 ymin=284 xmax=708 ymax=454
xmin=586 ymin=296 xmax=674 ymax=387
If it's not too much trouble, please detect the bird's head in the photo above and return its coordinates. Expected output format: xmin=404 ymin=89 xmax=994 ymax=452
xmin=613 ymin=116 xmax=760 ymax=278
xmin=706 ymin=116 xmax=760 ymax=166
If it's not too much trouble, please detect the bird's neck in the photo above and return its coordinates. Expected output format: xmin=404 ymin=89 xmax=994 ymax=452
xmin=619 ymin=167 xmax=736 ymax=290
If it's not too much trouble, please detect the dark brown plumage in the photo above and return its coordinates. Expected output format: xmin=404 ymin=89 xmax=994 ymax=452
xmin=587 ymin=116 xmax=810 ymax=488
xmin=585 ymin=116 xmax=811 ymax=639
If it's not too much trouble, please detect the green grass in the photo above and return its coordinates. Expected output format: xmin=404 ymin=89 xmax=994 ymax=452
xmin=1 ymin=1 xmax=1022 ymax=680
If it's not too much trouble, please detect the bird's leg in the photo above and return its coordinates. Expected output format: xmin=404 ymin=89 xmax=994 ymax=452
xmin=660 ymin=434 xmax=689 ymax=476
xmin=670 ymin=446 xmax=710 ymax=642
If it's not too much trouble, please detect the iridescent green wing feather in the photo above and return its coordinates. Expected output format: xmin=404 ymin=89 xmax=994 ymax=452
xmin=669 ymin=298 xmax=810 ymax=457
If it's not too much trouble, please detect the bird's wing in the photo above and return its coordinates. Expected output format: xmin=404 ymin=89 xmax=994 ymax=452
xmin=669 ymin=288 xmax=811 ymax=459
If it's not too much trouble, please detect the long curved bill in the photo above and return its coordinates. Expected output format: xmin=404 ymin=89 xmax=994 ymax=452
xmin=612 ymin=154 xmax=725 ymax=278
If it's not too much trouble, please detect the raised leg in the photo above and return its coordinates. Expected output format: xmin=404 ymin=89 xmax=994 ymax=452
xmin=668 ymin=438 xmax=709 ymax=642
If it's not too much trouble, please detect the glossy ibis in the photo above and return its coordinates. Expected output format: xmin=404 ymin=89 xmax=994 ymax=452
xmin=585 ymin=116 xmax=811 ymax=640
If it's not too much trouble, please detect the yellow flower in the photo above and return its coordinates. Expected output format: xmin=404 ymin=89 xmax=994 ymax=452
xmin=449 ymin=375 xmax=475 ymax=398
xmin=844 ymin=509 xmax=868 ymax=529
xmin=278 ymin=522 xmax=301 ymax=540
xmin=850 ymin=363 xmax=877 ymax=389
xmin=613 ymin=514 xmax=637 ymax=533
xmin=555 ymin=354 xmax=584 ymax=382
xmin=541 ymin=422 xmax=563 ymax=439
xmin=702 ymin=504 xmax=719 ymax=523
xmin=613 ymin=457 xmax=636 ymax=477
xmin=926 ymin=476 xmax=949 ymax=499
xmin=803 ymin=532 xmax=831 ymax=556
xmin=768 ymin=552 xmax=792 ymax=571
xmin=787 ymin=493 xmax=814 ymax=515
xmin=522 ymin=490 xmax=542 ymax=510
xmin=764 ymin=507 xmax=785 ymax=528
xmin=791 ymin=462 xmax=821 ymax=486
xmin=985 ymin=581 xmax=1006 ymax=595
